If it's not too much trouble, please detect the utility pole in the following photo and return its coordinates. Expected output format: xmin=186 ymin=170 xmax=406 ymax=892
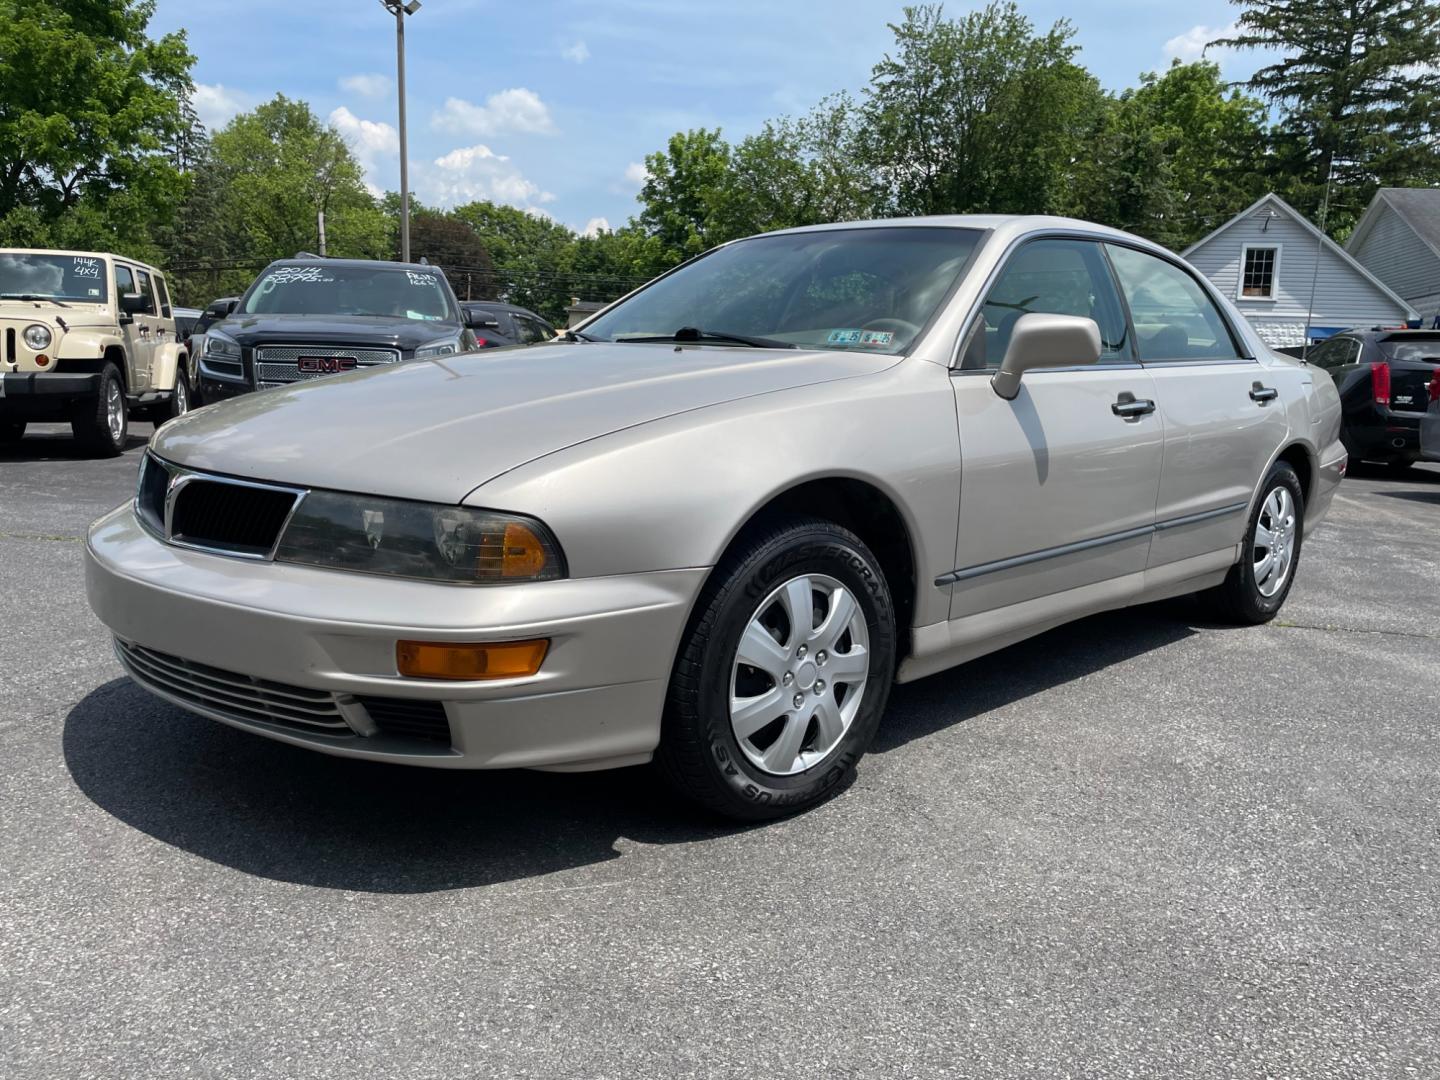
xmin=381 ymin=1 xmax=421 ymax=263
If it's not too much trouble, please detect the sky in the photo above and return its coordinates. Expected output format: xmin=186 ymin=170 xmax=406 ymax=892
xmin=150 ymin=0 xmax=1269 ymax=237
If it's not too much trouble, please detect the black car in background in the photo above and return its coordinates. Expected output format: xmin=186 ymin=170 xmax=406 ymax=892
xmin=197 ymin=257 xmax=478 ymax=402
xmin=459 ymin=301 xmax=557 ymax=348
xmin=1306 ymin=329 xmax=1440 ymax=468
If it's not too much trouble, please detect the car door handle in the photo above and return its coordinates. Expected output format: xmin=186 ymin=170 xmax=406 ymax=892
xmin=1249 ymin=384 xmax=1279 ymax=403
xmin=1112 ymin=393 xmax=1156 ymax=419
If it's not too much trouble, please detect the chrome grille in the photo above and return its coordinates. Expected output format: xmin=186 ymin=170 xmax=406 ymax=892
xmin=254 ymin=343 xmax=400 ymax=388
xmin=116 ymin=640 xmax=352 ymax=736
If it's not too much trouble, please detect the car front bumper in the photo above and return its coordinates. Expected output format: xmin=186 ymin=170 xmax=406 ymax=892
xmin=85 ymin=504 xmax=705 ymax=771
xmin=1 ymin=370 xmax=101 ymax=415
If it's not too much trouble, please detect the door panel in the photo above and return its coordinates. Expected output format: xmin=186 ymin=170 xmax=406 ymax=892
xmin=950 ymin=367 xmax=1164 ymax=618
xmin=113 ymin=263 xmax=153 ymax=390
xmin=1144 ymin=363 xmax=1290 ymax=565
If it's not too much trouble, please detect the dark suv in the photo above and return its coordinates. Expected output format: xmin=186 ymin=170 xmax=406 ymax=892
xmin=1306 ymin=329 xmax=1440 ymax=468
xmin=198 ymin=257 xmax=478 ymax=401
xmin=459 ymin=301 xmax=556 ymax=348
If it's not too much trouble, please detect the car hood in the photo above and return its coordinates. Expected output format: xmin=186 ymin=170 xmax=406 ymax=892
xmin=152 ymin=342 xmax=896 ymax=503
xmin=213 ymin=313 xmax=462 ymax=350
xmin=0 ymin=302 xmax=114 ymax=329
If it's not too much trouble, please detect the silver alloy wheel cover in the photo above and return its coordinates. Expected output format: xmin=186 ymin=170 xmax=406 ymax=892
xmin=729 ymin=572 xmax=870 ymax=777
xmin=106 ymin=380 xmax=124 ymax=444
xmin=1253 ymin=485 xmax=1297 ymax=598
xmin=175 ymin=377 xmax=188 ymax=415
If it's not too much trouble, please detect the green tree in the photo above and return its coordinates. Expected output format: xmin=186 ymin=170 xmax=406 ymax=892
xmin=1077 ymin=61 xmax=1269 ymax=249
xmin=407 ymin=208 xmax=496 ymax=301
xmin=0 ymin=0 xmax=194 ymax=253
xmin=450 ymin=199 xmax=582 ymax=317
xmin=637 ymin=129 xmax=734 ymax=260
xmin=1216 ymin=0 xmax=1440 ymax=232
xmin=210 ymin=95 xmax=388 ymax=266
xmin=861 ymin=3 xmax=1107 ymax=217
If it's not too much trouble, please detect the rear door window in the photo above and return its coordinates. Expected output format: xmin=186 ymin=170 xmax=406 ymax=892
xmin=135 ymin=270 xmax=158 ymax=316
xmin=1106 ymin=245 xmax=1245 ymax=362
xmin=154 ymin=274 xmax=173 ymax=318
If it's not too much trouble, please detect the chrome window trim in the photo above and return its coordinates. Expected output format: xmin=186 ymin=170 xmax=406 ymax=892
xmin=934 ymin=501 xmax=1248 ymax=586
xmin=948 ymin=229 xmax=1257 ymax=370
xmin=137 ymin=452 xmax=308 ymax=562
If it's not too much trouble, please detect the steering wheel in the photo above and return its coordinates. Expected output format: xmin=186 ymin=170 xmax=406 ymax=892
xmin=861 ymin=317 xmax=922 ymax=338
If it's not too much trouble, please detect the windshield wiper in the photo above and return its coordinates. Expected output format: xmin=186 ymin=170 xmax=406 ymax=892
xmin=619 ymin=326 xmax=796 ymax=349
xmin=564 ymin=329 xmax=595 ymax=341
xmin=1 ymin=293 xmax=70 ymax=307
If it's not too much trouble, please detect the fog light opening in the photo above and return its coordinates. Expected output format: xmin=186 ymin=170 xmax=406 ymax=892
xmin=35 ymin=354 xmax=50 ymax=367
xmin=396 ymin=638 xmax=549 ymax=681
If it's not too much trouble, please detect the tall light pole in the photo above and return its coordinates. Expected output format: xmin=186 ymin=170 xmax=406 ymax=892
xmin=381 ymin=0 xmax=421 ymax=263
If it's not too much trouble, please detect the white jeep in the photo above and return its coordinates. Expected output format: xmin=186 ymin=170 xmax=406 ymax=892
xmin=0 ymin=249 xmax=191 ymax=456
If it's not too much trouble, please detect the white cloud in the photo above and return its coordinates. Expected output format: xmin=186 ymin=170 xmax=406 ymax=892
xmin=328 ymin=107 xmax=399 ymax=193
xmin=339 ymin=73 xmax=392 ymax=98
xmin=1163 ymin=22 xmax=1238 ymax=63
xmin=623 ymin=161 xmax=649 ymax=189
xmin=419 ymin=144 xmax=556 ymax=210
xmin=432 ymin=89 xmax=557 ymax=137
xmin=580 ymin=216 xmax=610 ymax=237
xmin=561 ymin=39 xmax=590 ymax=64
xmin=193 ymin=83 xmax=252 ymax=131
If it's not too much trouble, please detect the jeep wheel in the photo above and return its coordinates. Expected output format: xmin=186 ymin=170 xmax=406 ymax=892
xmin=154 ymin=371 xmax=190 ymax=428
xmin=0 ymin=420 xmax=24 ymax=445
xmin=72 ymin=363 xmax=129 ymax=458
xmin=656 ymin=517 xmax=896 ymax=820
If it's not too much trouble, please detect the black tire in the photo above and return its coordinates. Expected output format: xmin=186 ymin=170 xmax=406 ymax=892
xmin=656 ymin=517 xmax=897 ymax=821
xmin=153 ymin=370 xmax=190 ymax=429
xmin=0 ymin=419 xmax=24 ymax=445
xmin=1200 ymin=461 xmax=1304 ymax=625
xmin=71 ymin=362 xmax=128 ymax=458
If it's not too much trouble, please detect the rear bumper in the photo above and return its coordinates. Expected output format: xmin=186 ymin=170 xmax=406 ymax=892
xmin=1344 ymin=409 xmax=1423 ymax=462
xmin=85 ymin=503 xmax=705 ymax=771
xmin=1421 ymin=411 xmax=1440 ymax=463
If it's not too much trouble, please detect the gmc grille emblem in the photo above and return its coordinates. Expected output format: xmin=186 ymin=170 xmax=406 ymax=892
xmin=297 ymin=355 xmax=357 ymax=374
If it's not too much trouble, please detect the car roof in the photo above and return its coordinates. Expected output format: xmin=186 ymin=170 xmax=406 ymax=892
xmin=264 ymin=256 xmax=442 ymax=272
xmin=758 ymin=214 xmax=1143 ymax=246
xmin=463 ymin=300 xmax=546 ymax=319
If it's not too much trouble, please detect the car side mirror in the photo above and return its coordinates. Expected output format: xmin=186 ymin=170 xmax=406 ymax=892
xmin=207 ymin=299 xmax=237 ymax=318
xmin=990 ymin=313 xmax=1102 ymax=400
xmin=464 ymin=310 xmax=500 ymax=330
xmin=120 ymin=292 xmax=148 ymax=316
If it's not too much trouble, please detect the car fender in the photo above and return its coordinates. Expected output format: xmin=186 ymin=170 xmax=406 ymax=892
xmin=55 ymin=328 xmax=125 ymax=361
xmin=467 ymin=357 xmax=963 ymax=630
xmin=150 ymin=340 xmax=187 ymax=392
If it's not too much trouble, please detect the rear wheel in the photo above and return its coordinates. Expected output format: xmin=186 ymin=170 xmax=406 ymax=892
xmin=71 ymin=363 xmax=128 ymax=458
xmin=153 ymin=371 xmax=190 ymax=428
xmin=657 ymin=517 xmax=896 ymax=820
xmin=1200 ymin=461 xmax=1304 ymax=624
xmin=0 ymin=419 xmax=24 ymax=445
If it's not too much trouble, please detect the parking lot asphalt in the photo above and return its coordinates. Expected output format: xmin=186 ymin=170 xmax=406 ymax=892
xmin=2 ymin=421 xmax=1438 ymax=1080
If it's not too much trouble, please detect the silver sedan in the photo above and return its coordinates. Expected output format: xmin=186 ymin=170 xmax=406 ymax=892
xmin=85 ymin=216 xmax=1347 ymax=819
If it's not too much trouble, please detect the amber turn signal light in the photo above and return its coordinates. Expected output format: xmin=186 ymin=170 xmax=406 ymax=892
xmin=396 ymin=638 xmax=549 ymax=681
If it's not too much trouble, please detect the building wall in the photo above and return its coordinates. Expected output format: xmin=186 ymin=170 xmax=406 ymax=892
xmin=1347 ymin=202 xmax=1440 ymax=321
xmin=1186 ymin=205 xmax=1412 ymax=347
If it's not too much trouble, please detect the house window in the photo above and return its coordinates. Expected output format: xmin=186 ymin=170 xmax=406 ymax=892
xmin=1240 ymin=245 xmax=1279 ymax=300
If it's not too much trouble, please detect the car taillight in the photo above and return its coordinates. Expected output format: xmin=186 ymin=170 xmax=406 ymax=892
xmin=1429 ymin=370 xmax=1440 ymax=407
xmin=1371 ymin=362 xmax=1391 ymax=406
xmin=475 ymin=334 xmax=500 ymax=348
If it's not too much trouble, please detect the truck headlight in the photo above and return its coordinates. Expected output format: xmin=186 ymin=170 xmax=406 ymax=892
xmin=203 ymin=332 xmax=241 ymax=361
xmin=274 ymin=492 xmax=565 ymax=584
xmin=416 ymin=335 xmax=462 ymax=359
xmin=23 ymin=324 xmax=52 ymax=350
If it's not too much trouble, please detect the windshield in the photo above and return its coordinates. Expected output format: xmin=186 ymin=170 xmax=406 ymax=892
xmin=582 ymin=227 xmax=983 ymax=354
xmin=242 ymin=264 xmax=458 ymax=322
xmin=0 ymin=253 xmax=108 ymax=302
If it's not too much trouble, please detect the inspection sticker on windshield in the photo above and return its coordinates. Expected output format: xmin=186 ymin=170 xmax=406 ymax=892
xmin=828 ymin=328 xmax=893 ymax=347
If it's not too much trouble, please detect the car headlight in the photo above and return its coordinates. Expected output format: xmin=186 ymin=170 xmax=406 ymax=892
xmin=416 ymin=335 xmax=462 ymax=359
xmin=203 ymin=332 xmax=241 ymax=361
xmin=274 ymin=491 xmax=565 ymax=584
xmin=23 ymin=324 xmax=52 ymax=350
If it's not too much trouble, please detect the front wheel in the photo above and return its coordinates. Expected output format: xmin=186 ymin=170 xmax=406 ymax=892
xmin=657 ymin=518 xmax=897 ymax=820
xmin=71 ymin=363 xmax=128 ymax=458
xmin=1200 ymin=461 xmax=1304 ymax=624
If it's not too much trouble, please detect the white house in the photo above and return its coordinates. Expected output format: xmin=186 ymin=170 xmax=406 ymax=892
xmin=1345 ymin=187 xmax=1440 ymax=327
xmin=1182 ymin=192 xmax=1416 ymax=348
